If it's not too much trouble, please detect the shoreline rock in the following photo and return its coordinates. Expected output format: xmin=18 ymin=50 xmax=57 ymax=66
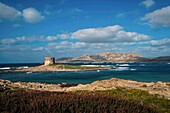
xmin=0 ymin=78 xmax=170 ymax=100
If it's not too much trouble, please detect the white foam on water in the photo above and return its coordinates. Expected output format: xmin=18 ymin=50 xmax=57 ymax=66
xmin=130 ymin=68 xmax=137 ymax=71
xmin=114 ymin=67 xmax=129 ymax=71
xmin=80 ymin=65 xmax=98 ymax=67
xmin=118 ymin=64 xmax=129 ymax=67
xmin=26 ymin=72 xmax=32 ymax=74
xmin=17 ymin=66 xmax=29 ymax=69
xmin=0 ymin=67 xmax=11 ymax=70
xmin=99 ymin=65 xmax=112 ymax=68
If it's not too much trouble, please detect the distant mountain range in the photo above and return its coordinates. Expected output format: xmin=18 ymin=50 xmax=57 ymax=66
xmin=56 ymin=52 xmax=170 ymax=63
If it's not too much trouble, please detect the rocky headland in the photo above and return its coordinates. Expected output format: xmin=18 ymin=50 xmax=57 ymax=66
xmin=3 ymin=64 xmax=110 ymax=72
xmin=1 ymin=78 xmax=170 ymax=100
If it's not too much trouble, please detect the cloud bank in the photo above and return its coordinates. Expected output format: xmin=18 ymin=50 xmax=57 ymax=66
xmin=72 ymin=25 xmax=149 ymax=43
xmin=142 ymin=6 xmax=170 ymax=28
xmin=143 ymin=38 xmax=170 ymax=46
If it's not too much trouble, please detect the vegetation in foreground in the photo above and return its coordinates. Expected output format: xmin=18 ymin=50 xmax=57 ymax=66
xmin=0 ymin=87 xmax=164 ymax=113
xmin=72 ymin=89 xmax=170 ymax=113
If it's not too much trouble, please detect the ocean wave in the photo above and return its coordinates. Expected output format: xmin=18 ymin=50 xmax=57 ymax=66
xmin=26 ymin=72 xmax=32 ymax=74
xmin=139 ymin=64 xmax=145 ymax=66
xmin=98 ymin=65 xmax=112 ymax=68
xmin=81 ymin=65 xmax=112 ymax=68
xmin=114 ymin=67 xmax=129 ymax=71
xmin=17 ymin=66 xmax=29 ymax=69
xmin=130 ymin=68 xmax=137 ymax=71
xmin=80 ymin=65 xmax=98 ymax=67
xmin=0 ymin=67 xmax=11 ymax=70
xmin=117 ymin=64 xmax=129 ymax=67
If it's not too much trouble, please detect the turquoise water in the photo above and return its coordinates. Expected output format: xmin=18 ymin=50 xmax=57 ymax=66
xmin=0 ymin=63 xmax=170 ymax=84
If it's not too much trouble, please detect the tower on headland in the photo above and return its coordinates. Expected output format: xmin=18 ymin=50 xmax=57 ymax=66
xmin=44 ymin=57 xmax=55 ymax=66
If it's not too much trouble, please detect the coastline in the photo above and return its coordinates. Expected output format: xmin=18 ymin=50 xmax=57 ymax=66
xmin=2 ymin=65 xmax=111 ymax=72
xmin=1 ymin=78 xmax=170 ymax=100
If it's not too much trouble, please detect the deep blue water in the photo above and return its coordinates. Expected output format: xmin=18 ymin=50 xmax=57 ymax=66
xmin=0 ymin=63 xmax=170 ymax=84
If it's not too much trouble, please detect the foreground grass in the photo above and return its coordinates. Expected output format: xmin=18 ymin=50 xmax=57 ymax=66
xmin=72 ymin=89 xmax=170 ymax=113
xmin=0 ymin=88 xmax=160 ymax=113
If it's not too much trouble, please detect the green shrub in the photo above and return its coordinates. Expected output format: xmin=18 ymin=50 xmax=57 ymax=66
xmin=73 ymin=89 xmax=170 ymax=113
xmin=0 ymin=91 xmax=159 ymax=113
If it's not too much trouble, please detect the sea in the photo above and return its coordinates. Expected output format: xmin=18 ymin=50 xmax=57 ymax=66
xmin=0 ymin=63 xmax=170 ymax=84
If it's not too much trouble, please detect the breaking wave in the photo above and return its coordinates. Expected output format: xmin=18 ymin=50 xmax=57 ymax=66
xmin=114 ymin=67 xmax=129 ymax=71
xmin=130 ymin=68 xmax=137 ymax=71
xmin=0 ymin=67 xmax=11 ymax=70
xmin=116 ymin=64 xmax=129 ymax=67
xmin=0 ymin=66 xmax=29 ymax=70
xmin=17 ymin=66 xmax=29 ymax=69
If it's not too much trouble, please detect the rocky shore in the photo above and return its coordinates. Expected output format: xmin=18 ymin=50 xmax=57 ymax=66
xmin=0 ymin=78 xmax=170 ymax=100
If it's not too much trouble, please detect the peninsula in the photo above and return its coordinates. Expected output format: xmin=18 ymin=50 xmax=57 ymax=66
xmin=4 ymin=57 xmax=110 ymax=72
xmin=2 ymin=52 xmax=170 ymax=72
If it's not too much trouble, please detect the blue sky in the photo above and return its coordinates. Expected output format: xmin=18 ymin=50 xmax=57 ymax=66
xmin=0 ymin=0 xmax=170 ymax=63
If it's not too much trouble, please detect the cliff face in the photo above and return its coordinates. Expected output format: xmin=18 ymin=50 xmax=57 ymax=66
xmin=57 ymin=52 xmax=144 ymax=63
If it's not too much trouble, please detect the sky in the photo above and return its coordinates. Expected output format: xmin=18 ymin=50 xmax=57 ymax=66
xmin=0 ymin=0 xmax=170 ymax=63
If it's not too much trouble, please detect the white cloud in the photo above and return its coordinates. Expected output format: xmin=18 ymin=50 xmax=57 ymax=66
xmin=136 ymin=46 xmax=170 ymax=54
xmin=33 ymin=47 xmax=44 ymax=51
xmin=71 ymin=42 xmax=86 ymax=49
xmin=71 ymin=25 xmax=149 ymax=43
xmin=0 ymin=2 xmax=21 ymax=21
xmin=142 ymin=6 xmax=170 ymax=28
xmin=0 ymin=2 xmax=45 ymax=24
xmin=22 ymin=8 xmax=44 ymax=24
xmin=142 ymin=38 xmax=170 ymax=46
xmin=56 ymin=33 xmax=71 ymax=40
xmin=55 ymin=41 xmax=72 ymax=49
xmin=46 ymin=36 xmax=57 ymax=41
xmin=0 ymin=36 xmax=46 ymax=45
xmin=142 ymin=0 xmax=155 ymax=8
xmin=47 ymin=41 xmax=86 ymax=50
xmin=1 ymin=38 xmax=16 ymax=45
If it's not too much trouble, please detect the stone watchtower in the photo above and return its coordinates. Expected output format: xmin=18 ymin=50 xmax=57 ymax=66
xmin=44 ymin=57 xmax=55 ymax=66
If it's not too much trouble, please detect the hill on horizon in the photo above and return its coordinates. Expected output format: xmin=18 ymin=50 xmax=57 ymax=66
xmin=56 ymin=52 xmax=146 ymax=63
xmin=56 ymin=52 xmax=170 ymax=63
